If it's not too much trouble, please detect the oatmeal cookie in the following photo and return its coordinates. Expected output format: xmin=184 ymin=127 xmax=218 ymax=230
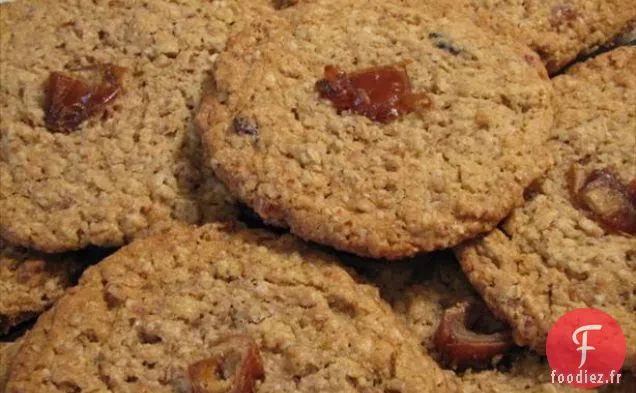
xmin=0 ymin=0 xmax=282 ymax=252
xmin=461 ymin=352 xmax=592 ymax=392
xmin=452 ymin=0 xmax=636 ymax=74
xmin=198 ymin=0 xmax=554 ymax=259
xmin=0 ymin=339 xmax=21 ymax=393
xmin=457 ymin=47 xmax=636 ymax=366
xmin=0 ymin=239 xmax=86 ymax=335
xmin=5 ymin=223 xmax=457 ymax=392
xmin=360 ymin=253 xmax=590 ymax=392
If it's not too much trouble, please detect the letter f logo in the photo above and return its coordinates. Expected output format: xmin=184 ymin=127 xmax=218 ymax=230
xmin=572 ymin=324 xmax=602 ymax=368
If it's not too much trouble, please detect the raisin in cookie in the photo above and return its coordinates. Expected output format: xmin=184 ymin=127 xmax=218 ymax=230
xmin=0 ymin=0 xmax=280 ymax=252
xmin=457 ymin=47 xmax=636 ymax=366
xmin=0 ymin=239 xmax=87 ymax=335
xmin=197 ymin=0 xmax=554 ymax=259
xmin=451 ymin=0 xmax=636 ymax=75
xmin=5 ymin=223 xmax=458 ymax=393
xmin=359 ymin=253 xmax=590 ymax=392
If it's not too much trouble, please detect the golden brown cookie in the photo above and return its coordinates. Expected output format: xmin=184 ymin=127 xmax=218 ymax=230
xmin=358 ymin=253 xmax=589 ymax=392
xmin=5 ymin=223 xmax=458 ymax=393
xmin=198 ymin=0 xmax=554 ymax=259
xmin=0 ymin=338 xmax=22 ymax=393
xmin=0 ymin=239 xmax=86 ymax=335
xmin=450 ymin=0 xmax=636 ymax=74
xmin=457 ymin=47 xmax=636 ymax=366
xmin=461 ymin=353 xmax=594 ymax=392
xmin=0 ymin=0 xmax=285 ymax=252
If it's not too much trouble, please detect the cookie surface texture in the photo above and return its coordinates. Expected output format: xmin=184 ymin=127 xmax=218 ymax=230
xmin=360 ymin=254 xmax=589 ymax=392
xmin=457 ymin=47 xmax=636 ymax=366
xmin=461 ymin=352 xmax=593 ymax=393
xmin=198 ymin=0 xmax=554 ymax=258
xmin=5 ymin=223 xmax=456 ymax=393
xmin=0 ymin=0 xmax=284 ymax=251
xmin=0 ymin=239 xmax=85 ymax=335
xmin=0 ymin=339 xmax=23 ymax=393
xmin=454 ymin=0 xmax=636 ymax=74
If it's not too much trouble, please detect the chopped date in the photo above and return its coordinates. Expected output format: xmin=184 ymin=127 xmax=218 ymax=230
xmin=187 ymin=335 xmax=265 ymax=393
xmin=315 ymin=63 xmax=430 ymax=123
xmin=572 ymin=168 xmax=636 ymax=235
xmin=44 ymin=64 xmax=126 ymax=132
xmin=434 ymin=300 xmax=514 ymax=370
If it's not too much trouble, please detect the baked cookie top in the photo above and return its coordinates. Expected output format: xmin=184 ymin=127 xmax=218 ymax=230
xmin=5 ymin=223 xmax=457 ymax=393
xmin=0 ymin=0 xmax=285 ymax=251
xmin=198 ymin=0 xmax=554 ymax=259
xmin=457 ymin=47 xmax=636 ymax=366
xmin=0 ymin=239 xmax=86 ymax=335
xmin=456 ymin=0 xmax=636 ymax=74
xmin=360 ymin=253 xmax=590 ymax=392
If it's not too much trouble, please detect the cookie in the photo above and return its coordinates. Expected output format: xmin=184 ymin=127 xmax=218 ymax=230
xmin=451 ymin=0 xmax=636 ymax=74
xmin=0 ymin=339 xmax=22 ymax=393
xmin=5 ymin=223 xmax=458 ymax=392
xmin=197 ymin=0 xmax=554 ymax=259
xmin=0 ymin=0 xmax=285 ymax=252
xmin=461 ymin=352 xmax=592 ymax=393
xmin=356 ymin=252 xmax=484 ymax=355
xmin=457 ymin=47 xmax=636 ymax=366
xmin=359 ymin=253 xmax=589 ymax=392
xmin=0 ymin=239 xmax=87 ymax=335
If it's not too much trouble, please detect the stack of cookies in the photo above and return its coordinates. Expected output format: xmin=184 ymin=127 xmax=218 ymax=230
xmin=1 ymin=1 xmax=634 ymax=392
